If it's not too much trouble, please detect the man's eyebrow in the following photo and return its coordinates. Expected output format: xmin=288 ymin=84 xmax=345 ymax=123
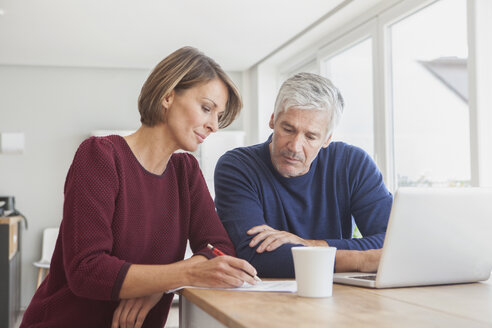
xmin=280 ymin=121 xmax=321 ymax=136
xmin=280 ymin=121 xmax=294 ymax=128
xmin=307 ymin=131 xmax=322 ymax=138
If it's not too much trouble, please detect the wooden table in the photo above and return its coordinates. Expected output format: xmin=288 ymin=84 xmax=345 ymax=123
xmin=179 ymin=277 xmax=492 ymax=327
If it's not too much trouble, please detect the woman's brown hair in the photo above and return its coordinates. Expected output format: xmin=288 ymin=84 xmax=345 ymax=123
xmin=138 ymin=47 xmax=242 ymax=128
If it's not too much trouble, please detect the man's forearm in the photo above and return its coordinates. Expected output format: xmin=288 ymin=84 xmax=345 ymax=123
xmin=334 ymin=249 xmax=381 ymax=273
xmin=326 ymin=232 xmax=386 ymax=251
xmin=246 ymin=239 xmax=381 ymax=275
xmin=304 ymin=239 xmax=329 ymax=247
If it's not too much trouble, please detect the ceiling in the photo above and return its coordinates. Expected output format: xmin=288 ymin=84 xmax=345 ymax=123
xmin=0 ymin=0 xmax=346 ymax=71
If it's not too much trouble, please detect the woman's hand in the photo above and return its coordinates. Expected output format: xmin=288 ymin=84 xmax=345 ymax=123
xmin=111 ymin=292 xmax=163 ymax=328
xmin=186 ymin=255 xmax=258 ymax=288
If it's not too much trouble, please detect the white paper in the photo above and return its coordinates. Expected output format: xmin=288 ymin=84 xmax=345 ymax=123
xmin=167 ymin=280 xmax=297 ymax=294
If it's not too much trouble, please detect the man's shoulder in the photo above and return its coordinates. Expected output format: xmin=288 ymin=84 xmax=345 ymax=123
xmin=215 ymin=142 xmax=274 ymax=185
xmin=219 ymin=142 xmax=266 ymax=166
xmin=322 ymin=141 xmax=370 ymax=162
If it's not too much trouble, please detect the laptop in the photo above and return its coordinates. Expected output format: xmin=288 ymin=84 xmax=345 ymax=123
xmin=333 ymin=187 xmax=492 ymax=288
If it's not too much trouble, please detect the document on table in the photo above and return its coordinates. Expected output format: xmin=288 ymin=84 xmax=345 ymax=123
xmin=167 ymin=280 xmax=297 ymax=294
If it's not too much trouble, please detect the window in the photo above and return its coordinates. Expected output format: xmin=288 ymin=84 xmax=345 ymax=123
xmin=322 ymin=38 xmax=374 ymax=157
xmin=279 ymin=58 xmax=318 ymax=84
xmin=273 ymin=0 xmax=490 ymax=189
xmin=389 ymin=0 xmax=469 ymax=187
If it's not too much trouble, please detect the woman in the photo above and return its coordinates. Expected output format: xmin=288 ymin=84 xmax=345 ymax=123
xmin=21 ymin=47 xmax=257 ymax=328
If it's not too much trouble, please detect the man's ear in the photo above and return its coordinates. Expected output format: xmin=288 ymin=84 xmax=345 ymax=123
xmin=322 ymin=134 xmax=332 ymax=148
xmin=269 ymin=113 xmax=275 ymax=129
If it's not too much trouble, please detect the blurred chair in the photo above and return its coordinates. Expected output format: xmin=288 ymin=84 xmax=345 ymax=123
xmin=33 ymin=227 xmax=59 ymax=288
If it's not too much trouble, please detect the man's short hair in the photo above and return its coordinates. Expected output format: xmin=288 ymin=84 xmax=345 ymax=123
xmin=273 ymin=72 xmax=344 ymax=137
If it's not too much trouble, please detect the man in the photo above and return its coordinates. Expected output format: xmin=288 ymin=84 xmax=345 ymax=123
xmin=214 ymin=73 xmax=392 ymax=278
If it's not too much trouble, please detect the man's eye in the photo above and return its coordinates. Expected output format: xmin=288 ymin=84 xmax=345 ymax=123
xmin=307 ymin=135 xmax=316 ymax=141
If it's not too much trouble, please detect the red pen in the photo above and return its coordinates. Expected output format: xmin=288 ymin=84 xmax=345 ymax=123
xmin=207 ymin=243 xmax=262 ymax=282
xmin=207 ymin=243 xmax=226 ymax=256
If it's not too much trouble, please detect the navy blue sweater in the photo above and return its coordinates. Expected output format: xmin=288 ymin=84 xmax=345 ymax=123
xmin=214 ymin=137 xmax=393 ymax=278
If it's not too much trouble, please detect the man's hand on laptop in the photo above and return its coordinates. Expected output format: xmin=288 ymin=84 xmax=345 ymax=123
xmin=247 ymin=224 xmax=328 ymax=253
xmin=335 ymin=249 xmax=382 ymax=273
xmin=357 ymin=249 xmax=382 ymax=272
xmin=247 ymin=224 xmax=381 ymax=273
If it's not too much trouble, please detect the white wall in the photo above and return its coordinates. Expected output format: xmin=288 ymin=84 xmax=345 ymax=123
xmin=0 ymin=64 xmax=243 ymax=307
xmin=0 ymin=64 xmax=146 ymax=306
xmin=242 ymin=64 xmax=279 ymax=146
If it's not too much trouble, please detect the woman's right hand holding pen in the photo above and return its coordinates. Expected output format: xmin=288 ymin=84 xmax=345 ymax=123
xmin=186 ymin=255 xmax=258 ymax=288
xmin=112 ymin=255 xmax=258 ymax=328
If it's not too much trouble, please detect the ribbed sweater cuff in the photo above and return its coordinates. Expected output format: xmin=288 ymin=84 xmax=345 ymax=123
xmin=194 ymin=250 xmax=214 ymax=260
xmin=111 ymin=262 xmax=132 ymax=300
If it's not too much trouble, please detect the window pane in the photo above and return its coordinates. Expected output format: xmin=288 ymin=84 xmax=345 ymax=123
xmin=280 ymin=59 xmax=318 ymax=85
xmin=323 ymin=38 xmax=374 ymax=157
xmin=390 ymin=0 xmax=469 ymax=187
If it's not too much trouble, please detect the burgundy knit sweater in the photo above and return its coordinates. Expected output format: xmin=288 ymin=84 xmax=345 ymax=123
xmin=21 ymin=135 xmax=235 ymax=328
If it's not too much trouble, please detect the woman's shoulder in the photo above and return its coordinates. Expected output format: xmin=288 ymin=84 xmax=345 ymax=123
xmin=77 ymin=135 xmax=122 ymax=153
xmin=170 ymin=151 xmax=200 ymax=170
xmin=72 ymin=135 xmax=127 ymax=169
xmin=65 ymin=136 xmax=122 ymax=192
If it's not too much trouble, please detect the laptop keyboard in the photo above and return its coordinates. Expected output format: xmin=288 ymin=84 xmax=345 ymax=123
xmin=351 ymin=275 xmax=376 ymax=281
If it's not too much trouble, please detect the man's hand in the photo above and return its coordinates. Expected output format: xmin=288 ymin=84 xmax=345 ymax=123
xmin=112 ymin=292 xmax=163 ymax=328
xmin=247 ymin=224 xmax=328 ymax=253
xmin=356 ymin=249 xmax=382 ymax=272
xmin=334 ymin=249 xmax=382 ymax=273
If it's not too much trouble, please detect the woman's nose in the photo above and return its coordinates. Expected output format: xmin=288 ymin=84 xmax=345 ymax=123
xmin=207 ymin=113 xmax=219 ymax=132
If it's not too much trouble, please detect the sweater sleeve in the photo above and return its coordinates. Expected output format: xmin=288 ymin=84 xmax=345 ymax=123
xmin=215 ymin=151 xmax=297 ymax=278
xmin=184 ymin=154 xmax=236 ymax=259
xmin=61 ymin=138 xmax=130 ymax=301
xmin=326 ymin=147 xmax=393 ymax=250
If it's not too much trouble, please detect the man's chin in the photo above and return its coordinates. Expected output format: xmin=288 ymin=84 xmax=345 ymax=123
xmin=277 ymin=166 xmax=302 ymax=178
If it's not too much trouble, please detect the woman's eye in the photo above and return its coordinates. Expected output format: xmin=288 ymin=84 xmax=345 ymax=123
xmin=202 ymin=106 xmax=211 ymax=112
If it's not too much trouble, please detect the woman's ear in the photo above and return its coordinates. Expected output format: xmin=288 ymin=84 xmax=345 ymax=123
xmin=161 ymin=90 xmax=175 ymax=112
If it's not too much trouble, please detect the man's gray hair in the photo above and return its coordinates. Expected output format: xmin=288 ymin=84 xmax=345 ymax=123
xmin=273 ymin=72 xmax=344 ymax=138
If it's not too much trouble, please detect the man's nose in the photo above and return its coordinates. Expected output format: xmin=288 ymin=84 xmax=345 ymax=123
xmin=287 ymin=134 xmax=303 ymax=153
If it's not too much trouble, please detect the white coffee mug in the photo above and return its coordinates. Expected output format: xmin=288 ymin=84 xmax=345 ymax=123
xmin=291 ymin=246 xmax=337 ymax=298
